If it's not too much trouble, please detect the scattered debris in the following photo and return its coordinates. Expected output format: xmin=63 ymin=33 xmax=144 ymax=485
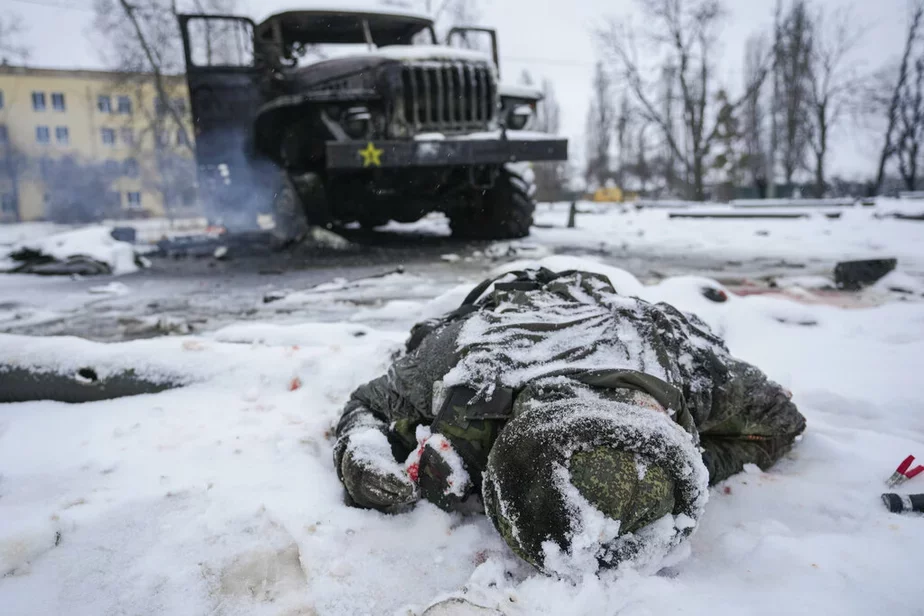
xmin=308 ymin=226 xmax=351 ymax=250
xmin=441 ymin=253 xmax=461 ymax=263
xmin=4 ymin=227 xmax=141 ymax=276
xmin=484 ymin=242 xmax=551 ymax=261
xmin=773 ymin=316 xmax=819 ymax=327
xmin=89 ymin=282 xmax=130 ymax=296
xmin=263 ymin=291 xmax=289 ymax=304
xmin=773 ymin=276 xmax=836 ymax=291
xmin=834 ymin=258 xmax=898 ymax=290
xmin=110 ymin=227 xmax=137 ymax=243
xmin=701 ymin=287 xmax=729 ymax=303
xmin=117 ymin=315 xmax=194 ymax=338
xmin=213 ymin=246 xmax=230 ymax=261
xmin=874 ymin=271 xmax=924 ymax=295
xmin=12 ymin=255 xmax=113 ymax=276
xmin=669 ymin=212 xmax=842 ymax=220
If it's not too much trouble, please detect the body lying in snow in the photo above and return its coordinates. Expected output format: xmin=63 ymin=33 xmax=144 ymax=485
xmin=333 ymin=268 xmax=807 ymax=574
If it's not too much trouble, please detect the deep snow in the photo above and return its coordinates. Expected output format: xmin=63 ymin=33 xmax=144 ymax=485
xmin=2 ymin=200 xmax=924 ymax=614
xmin=1 ymin=251 xmax=923 ymax=615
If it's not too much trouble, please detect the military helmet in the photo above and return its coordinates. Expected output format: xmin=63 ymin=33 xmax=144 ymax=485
xmin=481 ymin=392 xmax=708 ymax=576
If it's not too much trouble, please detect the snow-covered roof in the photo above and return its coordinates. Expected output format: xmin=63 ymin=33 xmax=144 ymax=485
xmin=253 ymin=0 xmax=431 ymax=25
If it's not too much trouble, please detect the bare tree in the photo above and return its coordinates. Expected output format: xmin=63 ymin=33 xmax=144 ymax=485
xmin=601 ymin=0 xmax=769 ymax=200
xmin=0 ymin=14 xmax=29 ymax=64
xmin=711 ymin=89 xmax=746 ymax=199
xmin=431 ymin=0 xmax=481 ymax=40
xmin=872 ymin=1 xmax=924 ymax=194
xmin=894 ymin=57 xmax=924 ymax=190
xmin=534 ymin=79 xmax=562 ymax=134
xmin=615 ymin=94 xmax=633 ymax=189
xmin=629 ymin=123 xmax=656 ymax=193
xmin=92 ymin=0 xmax=235 ymax=215
xmin=768 ymin=0 xmax=783 ymax=198
xmin=743 ymin=33 xmax=769 ymax=196
xmin=584 ymin=61 xmax=615 ymax=188
xmin=806 ymin=7 xmax=861 ymax=197
xmin=775 ymin=0 xmax=814 ymax=190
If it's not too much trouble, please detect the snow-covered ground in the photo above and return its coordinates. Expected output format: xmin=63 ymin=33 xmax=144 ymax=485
xmin=530 ymin=202 xmax=924 ymax=275
xmin=1 ymin=203 xmax=924 ymax=615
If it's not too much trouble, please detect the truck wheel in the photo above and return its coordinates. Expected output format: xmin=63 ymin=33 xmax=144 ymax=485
xmin=272 ymin=173 xmax=309 ymax=245
xmin=449 ymin=166 xmax=536 ymax=240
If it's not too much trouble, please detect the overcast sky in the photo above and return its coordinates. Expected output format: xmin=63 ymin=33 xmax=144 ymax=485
xmin=7 ymin=0 xmax=914 ymax=179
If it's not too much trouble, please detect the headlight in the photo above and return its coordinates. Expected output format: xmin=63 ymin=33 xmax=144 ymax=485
xmin=507 ymin=104 xmax=533 ymax=131
xmin=343 ymin=106 xmax=372 ymax=139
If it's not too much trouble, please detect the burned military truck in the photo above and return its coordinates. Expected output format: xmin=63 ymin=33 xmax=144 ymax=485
xmin=177 ymin=6 xmax=568 ymax=239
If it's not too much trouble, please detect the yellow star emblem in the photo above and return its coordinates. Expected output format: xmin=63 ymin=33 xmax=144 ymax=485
xmin=358 ymin=142 xmax=384 ymax=167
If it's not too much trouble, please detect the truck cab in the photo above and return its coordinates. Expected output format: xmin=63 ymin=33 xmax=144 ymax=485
xmin=178 ymin=3 xmax=568 ymax=238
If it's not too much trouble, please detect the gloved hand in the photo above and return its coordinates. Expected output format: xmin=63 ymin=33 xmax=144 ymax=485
xmin=416 ymin=434 xmax=473 ymax=511
xmin=337 ymin=430 xmax=419 ymax=511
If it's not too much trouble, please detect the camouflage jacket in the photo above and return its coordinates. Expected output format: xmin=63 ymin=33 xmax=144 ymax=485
xmin=335 ymin=268 xmax=806 ymax=508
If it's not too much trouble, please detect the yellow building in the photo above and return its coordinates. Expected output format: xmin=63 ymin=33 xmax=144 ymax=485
xmin=0 ymin=65 xmax=196 ymax=223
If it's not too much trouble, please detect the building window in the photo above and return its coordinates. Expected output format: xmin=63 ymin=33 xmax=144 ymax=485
xmin=55 ymin=126 xmax=69 ymax=145
xmin=0 ymin=90 xmax=4 ymax=110
xmin=0 ymin=124 xmax=7 ymax=144
xmin=126 ymin=191 xmax=142 ymax=208
xmin=156 ymin=131 xmax=170 ymax=147
xmin=104 ymin=159 xmax=121 ymax=176
xmin=176 ymin=128 xmax=189 ymax=147
xmin=120 ymin=127 xmax=135 ymax=146
xmin=1 ymin=193 xmax=15 ymax=214
xmin=124 ymin=158 xmax=139 ymax=178
xmin=117 ymin=95 xmax=132 ymax=114
xmin=32 ymin=92 xmax=46 ymax=111
xmin=172 ymin=98 xmax=187 ymax=114
xmin=36 ymin=126 xmax=51 ymax=144
xmin=51 ymin=93 xmax=66 ymax=112
xmin=98 ymin=95 xmax=112 ymax=113
xmin=101 ymin=128 xmax=116 ymax=146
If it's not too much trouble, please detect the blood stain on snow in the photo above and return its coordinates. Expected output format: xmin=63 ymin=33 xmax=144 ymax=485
xmin=723 ymin=486 xmax=732 ymax=495
xmin=289 ymin=377 xmax=302 ymax=391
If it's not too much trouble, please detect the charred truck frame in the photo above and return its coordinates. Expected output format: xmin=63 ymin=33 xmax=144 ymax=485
xmin=177 ymin=7 xmax=568 ymax=239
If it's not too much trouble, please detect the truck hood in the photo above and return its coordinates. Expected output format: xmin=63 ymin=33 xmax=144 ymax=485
xmin=290 ymin=45 xmax=495 ymax=89
xmin=341 ymin=45 xmax=493 ymax=63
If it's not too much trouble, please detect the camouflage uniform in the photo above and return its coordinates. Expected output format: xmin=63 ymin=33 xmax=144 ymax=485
xmin=334 ymin=268 xmax=806 ymax=571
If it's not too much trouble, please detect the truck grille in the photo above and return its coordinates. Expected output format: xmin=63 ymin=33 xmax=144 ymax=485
xmin=401 ymin=62 xmax=496 ymax=133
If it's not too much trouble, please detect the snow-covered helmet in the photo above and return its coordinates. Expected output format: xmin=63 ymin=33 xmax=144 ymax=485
xmin=481 ymin=391 xmax=709 ymax=576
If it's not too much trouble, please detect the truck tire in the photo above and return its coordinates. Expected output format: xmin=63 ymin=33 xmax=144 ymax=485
xmin=449 ymin=166 xmax=536 ymax=240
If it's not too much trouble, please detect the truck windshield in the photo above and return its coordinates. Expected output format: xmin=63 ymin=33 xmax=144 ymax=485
xmin=286 ymin=18 xmax=435 ymax=66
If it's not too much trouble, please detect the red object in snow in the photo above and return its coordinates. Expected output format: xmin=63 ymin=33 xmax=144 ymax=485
xmin=906 ymin=465 xmax=924 ymax=480
xmin=407 ymin=462 xmax=420 ymax=483
xmin=289 ymin=377 xmax=302 ymax=391
xmin=887 ymin=455 xmax=924 ymax=487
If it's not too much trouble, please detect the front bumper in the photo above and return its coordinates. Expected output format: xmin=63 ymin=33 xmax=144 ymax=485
xmin=326 ymin=136 xmax=568 ymax=170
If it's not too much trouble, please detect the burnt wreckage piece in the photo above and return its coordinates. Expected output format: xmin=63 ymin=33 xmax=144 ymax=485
xmin=177 ymin=7 xmax=568 ymax=239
